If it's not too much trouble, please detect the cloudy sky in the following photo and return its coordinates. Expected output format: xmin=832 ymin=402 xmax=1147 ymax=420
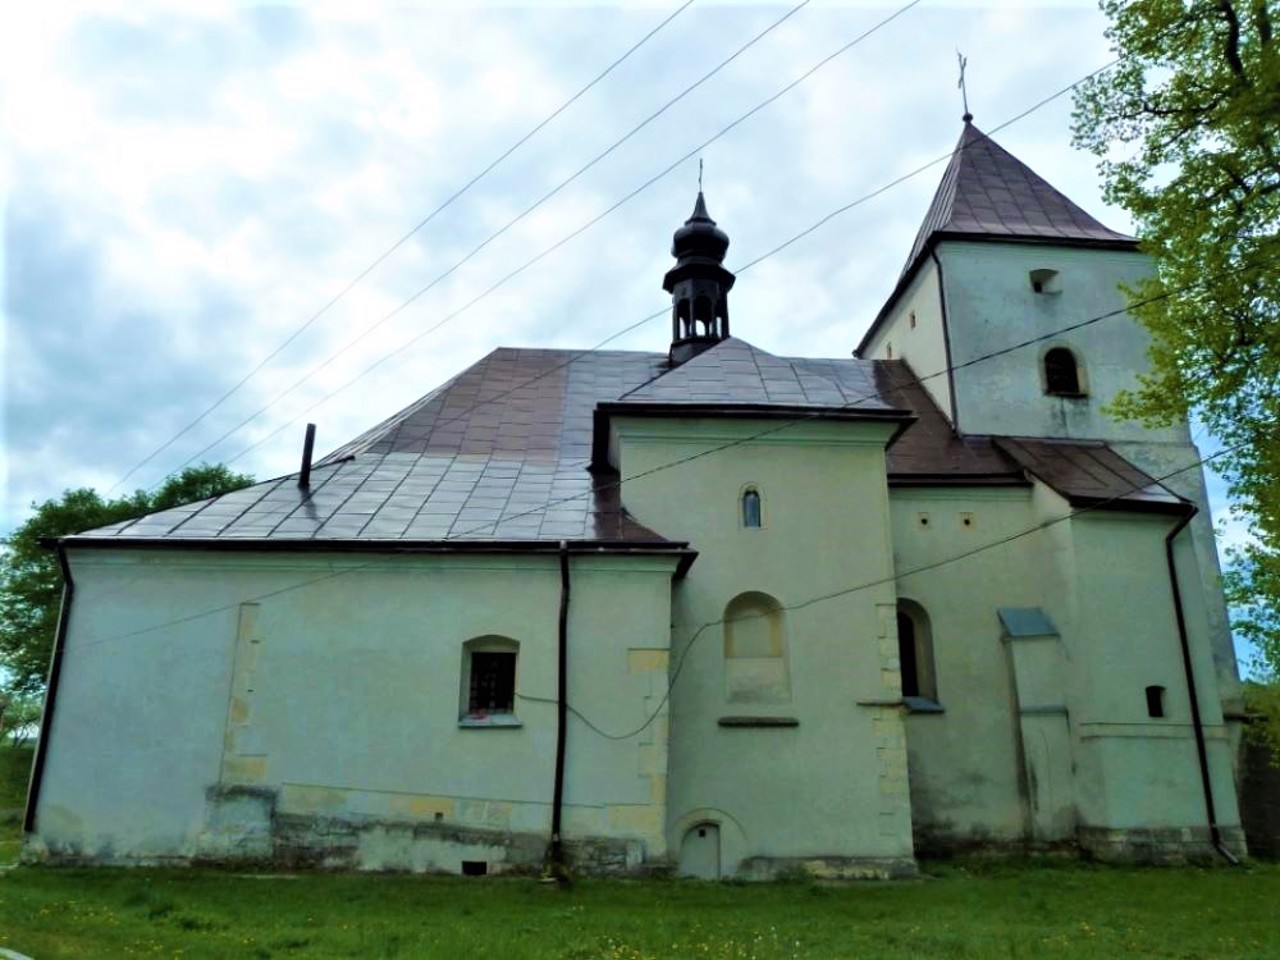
xmin=1 ymin=0 xmax=1249 ymax=649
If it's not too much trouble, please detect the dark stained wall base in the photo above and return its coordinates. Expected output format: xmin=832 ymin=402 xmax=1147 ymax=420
xmin=1239 ymin=736 xmax=1280 ymax=860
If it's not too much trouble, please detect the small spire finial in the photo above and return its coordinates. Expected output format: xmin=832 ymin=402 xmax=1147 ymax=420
xmin=956 ymin=50 xmax=972 ymax=123
xmin=698 ymin=158 xmax=704 ymax=192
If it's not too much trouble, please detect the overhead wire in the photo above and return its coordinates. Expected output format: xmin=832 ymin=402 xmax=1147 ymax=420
xmin=106 ymin=0 xmax=699 ymax=494
xmin=221 ymin=44 xmax=1107 ymax=470
xmin=161 ymin=0 xmax=838 ymax=480
xmin=516 ymin=442 xmax=1246 ymax=741
xmin=62 ymin=52 xmax=1219 ymax=615
xmin=62 ymin=256 xmax=1262 ymax=652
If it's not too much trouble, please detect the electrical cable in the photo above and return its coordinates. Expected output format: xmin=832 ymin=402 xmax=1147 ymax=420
xmin=160 ymin=0 xmax=837 ymax=480
xmin=223 ymin=43 xmax=1100 ymax=471
xmin=105 ymin=0 xmax=699 ymax=494
xmin=516 ymin=441 xmax=1246 ymax=741
xmin=62 ymin=260 xmax=1260 ymax=652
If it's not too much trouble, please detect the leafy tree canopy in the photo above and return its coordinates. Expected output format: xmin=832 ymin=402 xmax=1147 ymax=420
xmin=1073 ymin=0 xmax=1280 ymax=702
xmin=0 ymin=464 xmax=254 ymax=696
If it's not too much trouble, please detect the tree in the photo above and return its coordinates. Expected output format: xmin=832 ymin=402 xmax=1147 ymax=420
xmin=0 ymin=464 xmax=254 ymax=696
xmin=1072 ymin=1 xmax=1280 ymax=732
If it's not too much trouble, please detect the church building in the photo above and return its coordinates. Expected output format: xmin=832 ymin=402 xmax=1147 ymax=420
xmin=24 ymin=120 xmax=1247 ymax=877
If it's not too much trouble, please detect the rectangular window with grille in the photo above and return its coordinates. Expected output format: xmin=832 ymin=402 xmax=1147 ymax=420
xmin=468 ymin=651 xmax=516 ymax=715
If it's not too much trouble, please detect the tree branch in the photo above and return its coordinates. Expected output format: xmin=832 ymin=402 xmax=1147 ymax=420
xmin=1218 ymin=0 xmax=1250 ymax=83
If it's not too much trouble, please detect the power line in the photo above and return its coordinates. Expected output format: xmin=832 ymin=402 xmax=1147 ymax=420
xmin=105 ymin=0 xmax=699 ymax=494
xmin=519 ymin=442 xmax=1244 ymax=742
xmin=221 ymin=47 xmax=1108 ymax=471
xmin=159 ymin=0 xmax=828 ymax=480
xmin=64 ymin=264 xmax=1248 ymax=653
xmin=161 ymin=0 xmax=925 ymax=478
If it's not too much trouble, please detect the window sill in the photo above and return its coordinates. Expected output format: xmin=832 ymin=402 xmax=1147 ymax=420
xmin=903 ymin=697 xmax=945 ymax=714
xmin=718 ymin=716 xmax=799 ymax=728
xmin=458 ymin=715 xmax=523 ymax=729
xmin=1044 ymin=391 xmax=1088 ymax=400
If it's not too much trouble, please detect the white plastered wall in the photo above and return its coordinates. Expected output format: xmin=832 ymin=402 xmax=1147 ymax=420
xmin=861 ymin=257 xmax=952 ymax=421
xmin=30 ymin=548 xmax=679 ymax=869
xmin=612 ymin=414 xmax=915 ymax=876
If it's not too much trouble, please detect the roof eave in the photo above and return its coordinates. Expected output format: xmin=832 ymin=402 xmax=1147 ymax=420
xmin=592 ymin=401 xmax=916 ymax=469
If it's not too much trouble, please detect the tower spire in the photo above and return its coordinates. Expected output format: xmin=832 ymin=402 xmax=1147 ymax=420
xmin=663 ymin=184 xmax=735 ymax=366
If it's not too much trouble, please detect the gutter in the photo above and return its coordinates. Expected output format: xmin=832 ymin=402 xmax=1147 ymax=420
xmin=49 ymin=536 xmax=697 ymax=579
xmin=22 ymin=544 xmax=74 ymax=835
xmin=547 ymin=541 xmax=572 ymax=881
xmin=1165 ymin=507 xmax=1239 ymax=864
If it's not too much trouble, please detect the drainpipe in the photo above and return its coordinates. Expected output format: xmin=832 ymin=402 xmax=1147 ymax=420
xmin=928 ymin=248 xmax=961 ymax=432
xmin=23 ymin=544 xmax=75 ymax=835
xmin=1165 ymin=507 xmax=1238 ymax=864
xmin=548 ymin=541 xmax=571 ymax=880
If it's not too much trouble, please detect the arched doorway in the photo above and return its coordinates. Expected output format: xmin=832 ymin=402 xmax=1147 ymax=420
xmin=679 ymin=822 xmax=721 ymax=879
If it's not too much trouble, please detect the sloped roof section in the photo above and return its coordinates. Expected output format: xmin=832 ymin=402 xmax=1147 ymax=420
xmin=873 ymin=361 xmax=1025 ymax=482
xmin=993 ymin=437 xmax=1187 ymax=514
xmin=615 ymin=337 xmax=895 ymax=411
xmin=68 ymin=344 xmax=1182 ymax=550
xmin=75 ymin=347 xmax=675 ymax=546
xmin=901 ymin=122 xmax=1136 ymax=278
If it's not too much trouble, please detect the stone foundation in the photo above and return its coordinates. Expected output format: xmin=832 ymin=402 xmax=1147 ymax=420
xmin=1077 ymin=825 xmax=1247 ymax=865
xmin=737 ymin=856 xmax=918 ymax=881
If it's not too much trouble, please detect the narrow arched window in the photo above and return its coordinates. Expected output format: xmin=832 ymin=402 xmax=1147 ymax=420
xmin=897 ymin=599 xmax=938 ymax=705
xmin=741 ymin=488 xmax=762 ymax=528
xmin=1044 ymin=347 xmax=1082 ymax=396
xmin=693 ymin=295 xmax=713 ymax=336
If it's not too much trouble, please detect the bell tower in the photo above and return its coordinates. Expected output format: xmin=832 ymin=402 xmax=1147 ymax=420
xmin=664 ymin=192 xmax=735 ymax=365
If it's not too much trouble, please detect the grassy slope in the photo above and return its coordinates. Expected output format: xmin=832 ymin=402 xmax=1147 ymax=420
xmin=0 ymin=862 xmax=1276 ymax=960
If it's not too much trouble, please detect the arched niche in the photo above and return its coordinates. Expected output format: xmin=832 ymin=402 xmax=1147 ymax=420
xmin=723 ymin=591 xmax=789 ymax=703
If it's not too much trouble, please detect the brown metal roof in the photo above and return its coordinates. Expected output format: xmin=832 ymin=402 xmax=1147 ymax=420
xmin=993 ymin=436 xmax=1187 ymax=514
xmin=902 ymin=122 xmax=1136 ymax=276
xmin=873 ymin=361 xmax=1025 ymax=483
xmin=856 ymin=124 xmax=1139 ymax=359
xmin=66 ymin=345 xmax=1180 ymax=549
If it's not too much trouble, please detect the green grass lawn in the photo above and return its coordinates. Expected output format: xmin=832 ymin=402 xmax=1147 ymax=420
xmin=0 ymin=861 xmax=1276 ymax=959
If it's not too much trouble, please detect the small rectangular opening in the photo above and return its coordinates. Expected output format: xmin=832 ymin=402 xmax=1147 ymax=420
xmin=461 ymin=860 xmax=488 ymax=876
xmin=1145 ymin=685 xmax=1166 ymax=719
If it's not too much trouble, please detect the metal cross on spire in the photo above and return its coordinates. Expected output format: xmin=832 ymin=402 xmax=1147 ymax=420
xmin=957 ymin=50 xmax=972 ymax=123
xmin=698 ymin=157 xmax=704 ymax=192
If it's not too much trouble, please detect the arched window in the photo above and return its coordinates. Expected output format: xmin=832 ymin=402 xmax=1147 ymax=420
xmin=459 ymin=636 xmax=520 ymax=723
xmin=897 ymin=599 xmax=938 ymax=705
xmin=741 ymin=487 xmax=762 ymax=528
xmin=724 ymin=592 xmax=789 ymax=703
xmin=1044 ymin=347 xmax=1082 ymax=396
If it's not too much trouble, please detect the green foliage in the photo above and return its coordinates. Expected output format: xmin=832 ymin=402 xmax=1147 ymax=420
xmin=0 ymin=691 xmax=41 ymax=748
xmin=1243 ymin=679 xmax=1280 ymax=755
xmin=0 ymin=464 xmax=254 ymax=696
xmin=1073 ymin=1 xmax=1280 ymax=677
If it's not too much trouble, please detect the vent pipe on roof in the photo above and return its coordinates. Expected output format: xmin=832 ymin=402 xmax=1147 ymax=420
xmin=298 ymin=423 xmax=317 ymax=489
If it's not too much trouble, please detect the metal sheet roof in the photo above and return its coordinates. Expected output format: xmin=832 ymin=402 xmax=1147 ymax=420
xmin=66 ymin=343 xmax=1179 ymax=548
xmin=993 ymin=437 xmax=1187 ymax=514
xmin=902 ymin=122 xmax=1136 ymax=277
